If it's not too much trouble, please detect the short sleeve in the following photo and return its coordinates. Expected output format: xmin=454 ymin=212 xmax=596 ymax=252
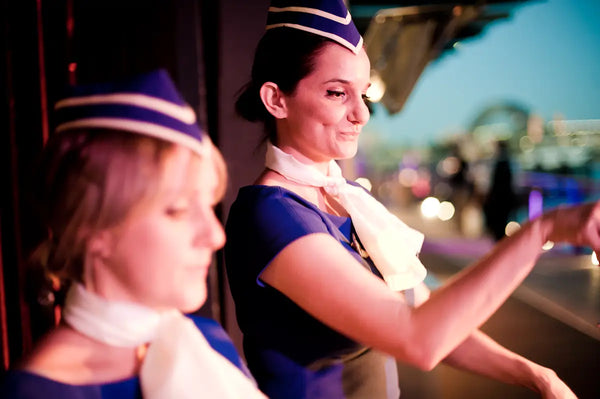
xmin=226 ymin=186 xmax=339 ymax=286
xmin=224 ymin=185 xmax=368 ymax=368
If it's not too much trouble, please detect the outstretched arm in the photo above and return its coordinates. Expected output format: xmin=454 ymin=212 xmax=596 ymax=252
xmin=260 ymin=201 xmax=600 ymax=371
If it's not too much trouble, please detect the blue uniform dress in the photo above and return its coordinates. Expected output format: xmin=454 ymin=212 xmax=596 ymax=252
xmin=0 ymin=315 xmax=252 ymax=399
xmin=225 ymin=185 xmax=400 ymax=399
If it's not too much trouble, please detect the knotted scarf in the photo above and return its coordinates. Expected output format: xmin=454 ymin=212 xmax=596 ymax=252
xmin=266 ymin=142 xmax=427 ymax=292
xmin=62 ymin=283 xmax=267 ymax=399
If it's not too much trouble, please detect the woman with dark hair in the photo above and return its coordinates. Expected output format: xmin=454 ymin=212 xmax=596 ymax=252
xmin=224 ymin=1 xmax=599 ymax=398
xmin=1 ymin=70 xmax=267 ymax=399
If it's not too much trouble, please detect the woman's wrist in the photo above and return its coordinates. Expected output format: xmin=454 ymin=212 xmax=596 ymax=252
xmin=531 ymin=365 xmax=560 ymax=394
xmin=514 ymin=357 xmax=554 ymax=393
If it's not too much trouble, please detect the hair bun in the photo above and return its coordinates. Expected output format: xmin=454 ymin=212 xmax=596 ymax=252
xmin=235 ymin=82 xmax=267 ymax=123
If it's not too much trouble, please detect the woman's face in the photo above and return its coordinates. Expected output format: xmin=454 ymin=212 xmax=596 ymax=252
xmin=278 ymin=43 xmax=371 ymax=163
xmin=91 ymin=146 xmax=225 ymax=312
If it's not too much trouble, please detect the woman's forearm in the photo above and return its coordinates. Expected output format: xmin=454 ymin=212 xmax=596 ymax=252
xmin=260 ymin=202 xmax=599 ymax=372
xmin=403 ymin=215 xmax=551 ymax=368
xmin=443 ymin=330 xmax=576 ymax=398
xmin=444 ymin=330 xmax=546 ymax=390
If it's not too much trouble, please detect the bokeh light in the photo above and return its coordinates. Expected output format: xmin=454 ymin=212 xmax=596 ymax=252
xmin=542 ymin=241 xmax=554 ymax=251
xmin=438 ymin=201 xmax=455 ymax=221
xmin=420 ymin=197 xmax=440 ymax=219
xmin=505 ymin=221 xmax=521 ymax=236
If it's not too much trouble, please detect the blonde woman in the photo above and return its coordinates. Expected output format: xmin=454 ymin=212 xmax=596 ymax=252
xmin=1 ymin=70 xmax=266 ymax=399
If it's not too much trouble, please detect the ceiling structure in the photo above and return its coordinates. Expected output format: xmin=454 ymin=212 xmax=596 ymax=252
xmin=349 ymin=1 xmax=536 ymax=114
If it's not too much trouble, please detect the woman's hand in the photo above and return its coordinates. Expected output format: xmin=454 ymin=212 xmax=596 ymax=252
xmin=534 ymin=367 xmax=577 ymax=399
xmin=542 ymin=201 xmax=600 ymax=250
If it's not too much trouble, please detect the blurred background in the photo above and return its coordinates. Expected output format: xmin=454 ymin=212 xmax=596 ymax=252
xmin=1 ymin=0 xmax=598 ymax=397
xmin=353 ymin=0 xmax=600 ymax=246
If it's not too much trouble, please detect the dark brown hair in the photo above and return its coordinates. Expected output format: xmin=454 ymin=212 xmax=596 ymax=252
xmin=235 ymin=28 xmax=332 ymax=143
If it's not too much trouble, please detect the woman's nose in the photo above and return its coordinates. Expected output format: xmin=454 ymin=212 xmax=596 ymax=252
xmin=194 ymin=209 xmax=226 ymax=250
xmin=207 ymin=213 xmax=226 ymax=250
xmin=350 ymin=95 xmax=370 ymax=126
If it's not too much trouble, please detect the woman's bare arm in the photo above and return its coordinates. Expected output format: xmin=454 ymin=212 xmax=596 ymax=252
xmin=443 ymin=330 xmax=576 ymax=398
xmin=260 ymin=202 xmax=600 ymax=370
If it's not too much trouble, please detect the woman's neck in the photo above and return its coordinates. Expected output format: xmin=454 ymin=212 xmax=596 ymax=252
xmin=257 ymin=168 xmax=348 ymax=217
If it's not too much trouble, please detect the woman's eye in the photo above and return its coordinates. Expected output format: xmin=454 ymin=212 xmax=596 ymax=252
xmin=326 ymin=90 xmax=346 ymax=99
xmin=166 ymin=207 xmax=188 ymax=218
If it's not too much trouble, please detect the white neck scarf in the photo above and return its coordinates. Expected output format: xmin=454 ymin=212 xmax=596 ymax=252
xmin=62 ymin=283 xmax=267 ymax=399
xmin=266 ymin=142 xmax=427 ymax=292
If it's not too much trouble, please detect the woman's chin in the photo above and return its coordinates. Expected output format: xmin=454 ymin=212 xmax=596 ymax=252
xmin=178 ymin=291 xmax=208 ymax=313
xmin=336 ymin=142 xmax=359 ymax=160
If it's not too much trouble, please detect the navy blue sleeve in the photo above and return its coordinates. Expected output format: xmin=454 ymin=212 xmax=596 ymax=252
xmin=0 ymin=370 xmax=124 ymax=399
xmin=226 ymin=186 xmax=333 ymax=286
xmin=251 ymin=188 xmax=330 ymax=270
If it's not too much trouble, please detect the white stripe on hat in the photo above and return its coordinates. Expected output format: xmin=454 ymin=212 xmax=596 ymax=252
xmin=55 ymin=93 xmax=197 ymax=125
xmin=55 ymin=118 xmax=208 ymax=157
xmin=268 ymin=6 xmax=353 ymax=25
xmin=265 ymin=23 xmax=363 ymax=54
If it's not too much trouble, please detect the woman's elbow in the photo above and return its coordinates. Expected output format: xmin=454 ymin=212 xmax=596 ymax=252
xmin=390 ymin=338 xmax=445 ymax=372
xmin=403 ymin=349 xmax=441 ymax=371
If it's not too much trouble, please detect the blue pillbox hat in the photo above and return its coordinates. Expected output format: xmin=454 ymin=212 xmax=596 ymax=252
xmin=54 ymin=69 xmax=207 ymax=156
xmin=266 ymin=0 xmax=363 ymax=54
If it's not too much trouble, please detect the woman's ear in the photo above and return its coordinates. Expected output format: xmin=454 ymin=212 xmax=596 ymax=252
xmin=87 ymin=230 xmax=113 ymax=260
xmin=83 ymin=229 xmax=114 ymax=291
xmin=259 ymin=82 xmax=288 ymax=119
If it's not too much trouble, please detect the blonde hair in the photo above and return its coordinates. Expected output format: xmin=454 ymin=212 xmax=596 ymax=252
xmin=31 ymin=129 xmax=226 ymax=284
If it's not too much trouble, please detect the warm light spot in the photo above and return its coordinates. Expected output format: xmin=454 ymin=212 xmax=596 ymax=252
xmin=592 ymin=252 xmax=599 ymax=266
xmin=505 ymin=221 xmax=521 ymax=236
xmin=355 ymin=177 xmax=372 ymax=192
xmin=437 ymin=156 xmax=460 ymax=177
xmin=367 ymin=72 xmax=386 ymax=103
xmin=398 ymin=168 xmax=418 ymax=187
xmin=421 ymin=197 xmax=440 ymax=219
xmin=438 ymin=201 xmax=455 ymax=221
xmin=542 ymin=241 xmax=554 ymax=251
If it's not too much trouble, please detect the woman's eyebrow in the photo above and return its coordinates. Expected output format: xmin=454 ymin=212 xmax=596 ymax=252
xmin=322 ymin=78 xmax=350 ymax=85
xmin=322 ymin=78 xmax=371 ymax=91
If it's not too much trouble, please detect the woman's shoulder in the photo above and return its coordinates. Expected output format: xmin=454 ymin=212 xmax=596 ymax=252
xmin=233 ymin=170 xmax=314 ymax=207
xmin=230 ymin=184 xmax=327 ymax=228
xmin=0 ymin=368 xmax=139 ymax=399
xmin=1 ymin=369 xmax=84 ymax=398
xmin=16 ymin=325 xmax=139 ymax=388
xmin=18 ymin=326 xmax=84 ymax=381
xmin=235 ymin=184 xmax=303 ymax=206
xmin=230 ymin=183 xmax=316 ymax=222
